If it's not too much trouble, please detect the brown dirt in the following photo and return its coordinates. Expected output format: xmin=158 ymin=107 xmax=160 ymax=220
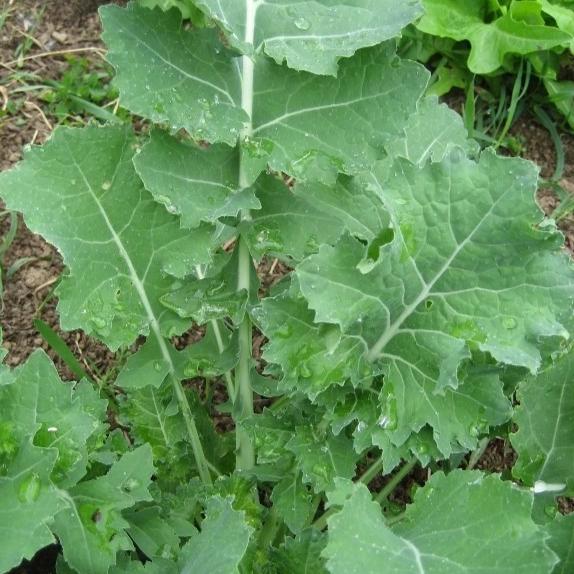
xmin=0 ymin=0 xmax=120 ymax=380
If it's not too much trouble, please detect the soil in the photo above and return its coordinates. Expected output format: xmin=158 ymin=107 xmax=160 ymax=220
xmin=1 ymin=1 xmax=573 ymax=572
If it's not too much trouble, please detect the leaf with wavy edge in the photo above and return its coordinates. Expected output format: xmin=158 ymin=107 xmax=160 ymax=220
xmin=0 ymin=126 xmax=214 ymax=350
xmin=271 ymin=472 xmax=314 ymax=534
xmin=298 ymin=151 xmax=573 ymax=382
xmin=134 ymin=130 xmax=260 ymax=229
xmin=101 ymin=5 xmax=246 ymax=145
xmin=386 ymin=96 xmax=479 ymax=166
xmin=296 ymin=151 xmax=573 ymax=454
xmin=250 ymin=44 xmax=428 ymax=183
xmin=270 ymin=529 xmax=327 ymax=573
xmin=180 ymin=496 xmax=253 ymax=574
xmin=0 ymin=350 xmax=105 ymax=488
xmin=245 ymin=173 xmax=390 ymax=261
xmin=194 ymin=0 xmax=423 ymax=76
xmin=252 ymin=288 xmax=372 ymax=399
xmin=0 ymin=350 xmax=110 ymax=572
xmin=417 ymin=0 xmax=572 ymax=74
xmin=0 ymin=441 xmax=63 ymax=573
xmin=53 ymin=445 xmax=155 ymax=574
xmin=512 ymin=349 xmax=574 ymax=495
xmin=324 ymin=471 xmax=558 ymax=573
xmin=101 ymin=5 xmax=428 ymax=183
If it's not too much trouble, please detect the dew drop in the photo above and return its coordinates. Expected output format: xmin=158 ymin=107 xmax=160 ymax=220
xmin=503 ymin=317 xmax=517 ymax=330
xmin=294 ymin=17 xmax=311 ymax=30
xmin=92 ymin=317 xmax=107 ymax=330
xmin=299 ymin=362 xmax=312 ymax=379
xmin=276 ymin=324 xmax=292 ymax=338
xmin=18 ymin=473 xmax=41 ymax=503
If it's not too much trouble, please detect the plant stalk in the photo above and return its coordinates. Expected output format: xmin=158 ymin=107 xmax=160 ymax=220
xmin=171 ymin=374 xmax=212 ymax=484
xmin=234 ymin=0 xmax=259 ymax=470
xmin=358 ymin=453 xmax=385 ymax=485
xmin=375 ymin=459 xmax=417 ymax=505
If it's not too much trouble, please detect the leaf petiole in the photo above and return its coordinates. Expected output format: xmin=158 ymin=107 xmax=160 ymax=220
xmin=375 ymin=459 xmax=418 ymax=505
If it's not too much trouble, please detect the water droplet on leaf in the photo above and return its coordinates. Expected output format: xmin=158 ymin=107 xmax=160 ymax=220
xmin=18 ymin=473 xmax=41 ymax=503
xmin=294 ymin=17 xmax=311 ymax=30
xmin=503 ymin=317 xmax=517 ymax=330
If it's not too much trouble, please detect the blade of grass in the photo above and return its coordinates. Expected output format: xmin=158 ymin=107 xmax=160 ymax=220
xmin=0 ymin=211 xmax=18 ymax=258
xmin=33 ymin=318 xmax=93 ymax=383
xmin=495 ymin=59 xmax=531 ymax=149
xmin=463 ymin=76 xmax=476 ymax=139
xmin=68 ymin=95 xmax=124 ymax=123
xmin=6 ymin=256 xmax=41 ymax=279
xmin=533 ymin=105 xmax=565 ymax=182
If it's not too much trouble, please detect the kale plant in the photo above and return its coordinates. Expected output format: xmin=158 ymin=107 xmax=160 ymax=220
xmin=0 ymin=1 xmax=572 ymax=572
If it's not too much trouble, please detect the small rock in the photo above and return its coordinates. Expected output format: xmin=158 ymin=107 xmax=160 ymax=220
xmin=51 ymin=31 xmax=68 ymax=44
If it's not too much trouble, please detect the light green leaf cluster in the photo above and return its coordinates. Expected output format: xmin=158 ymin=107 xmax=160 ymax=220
xmin=418 ymin=0 xmax=573 ymax=74
xmin=0 ymin=351 xmax=155 ymax=574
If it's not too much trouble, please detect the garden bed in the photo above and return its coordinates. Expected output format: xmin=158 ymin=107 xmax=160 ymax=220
xmin=1 ymin=1 xmax=573 ymax=572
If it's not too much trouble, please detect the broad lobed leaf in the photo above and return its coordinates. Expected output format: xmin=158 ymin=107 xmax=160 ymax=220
xmin=194 ymin=0 xmax=423 ymax=75
xmin=324 ymin=470 xmax=558 ymax=573
xmin=0 ymin=125 xmax=214 ymax=350
xmin=292 ymin=150 xmax=574 ymax=454
xmin=101 ymin=4 xmax=429 ymax=183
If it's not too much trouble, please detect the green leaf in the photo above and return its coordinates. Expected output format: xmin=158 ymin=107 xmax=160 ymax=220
xmin=53 ymin=445 xmax=155 ymax=574
xmin=546 ymin=513 xmax=574 ymax=574
xmin=124 ymin=505 xmax=180 ymax=560
xmin=137 ymin=0 xmax=204 ymax=23
xmin=324 ymin=470 xmax=558 ymax=573
xmin=252 ymin=288 xmax=371 ymax=399
xmin=161 ymin=246 xmax=254 ymax=325
xmin=115 ymin=338 xmax=173 ymax=390
xmin=101 ymin=5 xmax=429 ymax=181
xmin=244 ymin=175 xmax=343 ymax=262
xmin=193 ymin=0 xmax=423 ymax=75
xmin=0 ymin=350 xmax=105 ymax=487
xmin=249 ymin=44 xmax=428 ymax=183
xmin=206 ymin=475 xmax=262 ymax=529
xmin=180 ymin=496 xmax=253 ymax=574
xmin=296 ymin=151 xmax=574 ymax=454
xmin=322 ymin=365 xmax=510 ymax=466
xmin=540 ymin=0 xmax=574 ymax=52
xmin=271 ymin=472 xmax=314 ymax=534
xmin=244 ymin=407 xmax=302 ymax=467
xmin=418 ymin=0 xmax=572 ymax=74
xmin=0 ymin=441 xmax=63 ymax=573
xmin=245 ymin=173 xmax=390 ymax=261
xmin=270 ymin=529 xmax=327 ymax=574
xmin=180 ymin=323 xmax=239 ymax=379
xmin=134 ymin=130 xmax=260 ymax=229
xmin=0 ymin=126 xmax=214 ymax=350
xmin=286 ymin=427 xmax=357 ymax=492
xmin=512 ymin=349 xmax=574 ymax=495
xmin=101 ymin=4 xmax=246 ymax=146
xmin=120 ymin=382 xmax=186 ymax=464
xmin=386 ymin=95 xmax=479 ymax=165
